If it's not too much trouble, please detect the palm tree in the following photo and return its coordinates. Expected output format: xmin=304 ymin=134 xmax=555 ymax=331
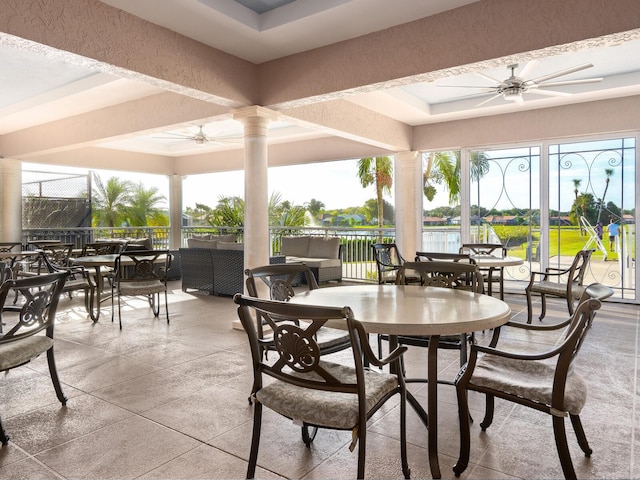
xmin=357 ymin=157 xmax=393 ymax=239
xmin=269 ymin=191 xmax=307 ymax=229
xmin=572 ymin=178 xmax=581 ymax=200
xmin=214 ymin=196 xmax=245 ymax=228
xmin=125 ymin=182 xmax=168 ymax=226
xmin=423 ymin=151 xmax=489 ymax=205
xmin=572 ymin=179 xmax=583 ymax=233
xmin=596 ymin=168 xmax=614 ymax=223
xmin=570 ymin=193 xmax=596 ymax=226
xmin=91 ymin=174 xmax=132 ymax=227
xmin=305 ymin=198 xmax=325 ymax=222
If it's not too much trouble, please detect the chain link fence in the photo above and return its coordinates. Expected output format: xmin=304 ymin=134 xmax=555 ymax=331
xmin=22 ymin=170 xmax=91 ymax=229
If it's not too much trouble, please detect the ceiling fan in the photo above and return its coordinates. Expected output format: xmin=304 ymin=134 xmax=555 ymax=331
xmin=153 ymin=125 xmax=242 ymax=145
xmin=439 ymin=61 xmax=603 ymax=107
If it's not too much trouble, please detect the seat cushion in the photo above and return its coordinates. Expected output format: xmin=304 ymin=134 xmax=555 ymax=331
xmin=119 ymin=280 xmax=165 ymax=295
xmin=285 ymin=256 xmax=341 ymax=269
xmin=256 ymin=360 xmax=398 ymax=429
xmin=0 ymin=335 xmax=53 ymax=370
xmin=530 ymin=281 xmax=585 ymax=298
xmin=469 ymin=354 xmax=587 ymax=415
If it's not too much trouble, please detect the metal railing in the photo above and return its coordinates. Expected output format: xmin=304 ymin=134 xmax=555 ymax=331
xmin=22 ymin=227 xmax=171 ymax=250
xmin=21 ymin=225 xmax=501 ymax=281
xmin=22 ymin=226 xmax=399 ymax=281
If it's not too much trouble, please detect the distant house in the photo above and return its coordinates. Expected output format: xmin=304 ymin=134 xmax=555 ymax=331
xmin=422 ymin=216 xmax=447 ymax=226
xmin=321 ymin=214 xmax=365 ymax=226
xmin=484 ymin=215 xmax=519 ymax=225
xmin=338 ymin=214 xmax=365 ymax=225
xmin=450 ymin=215 xmax=482 ymax=225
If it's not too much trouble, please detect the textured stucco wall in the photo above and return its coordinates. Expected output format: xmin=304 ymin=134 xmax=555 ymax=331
xmin=413 ymin=95 xmax=640 ymax=151
xmin=258 ymin=0 xmax=640 ymax=108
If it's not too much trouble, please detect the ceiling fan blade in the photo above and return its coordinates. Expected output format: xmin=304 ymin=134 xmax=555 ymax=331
xmin=516 ymin=60 xmax=539 ymax=80
xmin=475 ymin=93 xmax=503 ymax=107
xmin=537 ymin=77 xmax=603 ymax=88
xmin=528 ymin=63 xmax=594 ymax=84
xmin=526 ymin=88 xmax=571 ymax=97
xmin=436 ymin=84 xmax=497 ymax=90
xmin=209 ymin=137 xmax=243 ymax=144
xmin=152 ymin=134 xmax=194 ymax=140
xmin=474 ymin=72 xmax=503 ymax=85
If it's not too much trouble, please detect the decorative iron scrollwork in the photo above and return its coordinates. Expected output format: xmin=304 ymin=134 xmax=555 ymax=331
xmin=18 ymin=290 xmax=51 ymax=327
xmin=274 ymin=324 xmax=320 ymax=373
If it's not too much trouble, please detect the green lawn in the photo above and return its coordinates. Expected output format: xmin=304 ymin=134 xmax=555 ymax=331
xmin=503 ymin=226 xmax=617 ymax=262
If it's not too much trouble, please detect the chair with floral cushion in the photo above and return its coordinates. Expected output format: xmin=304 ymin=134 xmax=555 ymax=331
xmin=234 ymin=293 xmax=410 ymax=480
xmin=453 ymin=284 xmax=608 ymax=480
xmin=245 ymin=262 xmax=353 ymax=445
xmin=0 ymin=271 xmax=68 ymax=444
xmin=112 ymin=250 xmax=172 ymax=329
xmin=371 ymin=243 xmax=411 ymax=284
xmin=525 ymin=249 xmax=595 ymax=324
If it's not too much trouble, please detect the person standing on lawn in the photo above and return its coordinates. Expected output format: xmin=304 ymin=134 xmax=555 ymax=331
xmin=607 ymin=218 xmax=619 ymax=252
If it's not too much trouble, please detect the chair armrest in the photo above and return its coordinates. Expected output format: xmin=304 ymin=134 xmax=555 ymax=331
xmin=364 ymin=343 xmax=408 ymax=369
xmin=528 ymin=268 xmax=570 ymax=285
xmin=489 ymin=317 xmax=572 ymax=346
xmin=349 ymin=318 xmax=407 ymax=368
xmin=472 ymin=342 xmax=560 ymax=362
xmin=544 ymin=266 xmax=571 ymax=274
xmin=502 ymin=319 xmax=572 ymax=331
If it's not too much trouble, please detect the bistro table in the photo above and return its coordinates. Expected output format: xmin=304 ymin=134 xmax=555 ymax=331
xmin=471 ymin=255 xmax=524 ymax=299
xmin=290 ymin=284 xmax=511 ymax=479
xmin=72 ymin=254 xmax=120 ymax=321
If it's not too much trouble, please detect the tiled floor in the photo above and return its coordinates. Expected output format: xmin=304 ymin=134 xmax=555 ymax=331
xmin=0 ymin=281 xmax=637 ymax=479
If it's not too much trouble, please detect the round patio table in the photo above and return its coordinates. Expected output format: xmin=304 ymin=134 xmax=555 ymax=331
xmin=290 ymin=284 xmax=511 ymax=479
xmin=471 ymin=255 xmax=524 ymax=299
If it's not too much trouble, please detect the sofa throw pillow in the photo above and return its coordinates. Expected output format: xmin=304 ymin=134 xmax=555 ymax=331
xmin=192 ymin=234 xmax=212 ymax=240
xmin=187 ymin=238 xmax=218 ymax=249
xmin=217 ymin=241 xmax=244 ymax=251
xmin=309 ymin=237 xmax=340 ymax=258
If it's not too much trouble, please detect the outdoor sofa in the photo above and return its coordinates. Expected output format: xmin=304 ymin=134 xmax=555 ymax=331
xmin=180 ymin=235 xmax=284 ymax=296
xmin=280 ymin=236 xmax=342 ymax=283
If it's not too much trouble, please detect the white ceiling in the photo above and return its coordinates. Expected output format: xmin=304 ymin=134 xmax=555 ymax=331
xmin=2 ymin=0 xmax=640 ymax=159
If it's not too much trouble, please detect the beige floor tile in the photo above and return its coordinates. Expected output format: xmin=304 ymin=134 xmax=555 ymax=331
xmin=139 ymin=443 xmax=284 ymax=479
xmin=90 ymin=369 xmax=210 ymax=413
xmin=34 ymin=416 xmax=200 ymax=479
xmin=0 ymin=286 xmax=632 ymax=480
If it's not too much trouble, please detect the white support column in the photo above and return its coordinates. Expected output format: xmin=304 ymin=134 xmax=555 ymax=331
xmin=394 ymin=151 xmax=422 ymax=261
xmin=0 ymin=159 xmax=22 ymax=243
xmin=169 ymin=174 xmax=183 ymax=250
xmin=233 ymin=106 xmax=279 ymax=292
